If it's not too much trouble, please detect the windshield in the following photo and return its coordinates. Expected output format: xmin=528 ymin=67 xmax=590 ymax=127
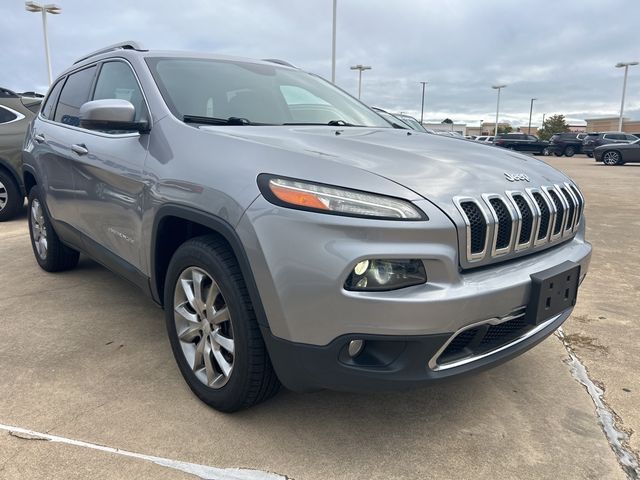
xmin=374 ymin=110 xmax=410 ymax=129
xmin=146 ymin=57 xmax=390 ymax=127
xmin=398 ymin=115 xmax=427 ymax=132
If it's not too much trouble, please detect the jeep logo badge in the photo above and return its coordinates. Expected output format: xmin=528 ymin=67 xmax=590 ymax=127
xmin=504 ymin=173 xmax=530 ymax=182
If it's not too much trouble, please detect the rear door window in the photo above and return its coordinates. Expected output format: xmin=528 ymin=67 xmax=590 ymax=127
xmin=54 ymin=66 xmax=97 ymax=127
xmin=604 ymin=134 xmax=625 ymax=141
xmin=0 ymin=106 xmax=18 ymax=124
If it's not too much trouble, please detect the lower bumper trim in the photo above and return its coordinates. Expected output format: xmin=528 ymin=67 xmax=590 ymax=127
xmin=262 ymin=308 xmax=572 ymax=393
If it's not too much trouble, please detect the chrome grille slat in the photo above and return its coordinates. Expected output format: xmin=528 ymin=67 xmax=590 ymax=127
xmin=507 ymin=191 xmax=537 ymax=250
xmin=543 ymin=186 xmax=565 ymax=240
xmin=560 ymin=185 xmax=578 ymax=234
xmin=456 ymin=184 xmax=583 ymax=264
xmin=482 ymin=194 xmax=517 ymax=256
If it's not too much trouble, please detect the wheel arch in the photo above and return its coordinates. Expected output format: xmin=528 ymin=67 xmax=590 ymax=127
xmin=151 ymin=205 xmax=270 ymax=328
xmin=0 ymin=157 xmax=24 ymax=195
xmin=22 ymin=164 xmax=38 ymax=195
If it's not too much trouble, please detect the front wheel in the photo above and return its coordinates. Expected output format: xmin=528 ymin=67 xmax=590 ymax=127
xmin=602 ymin=150 xmax=622 ymax=166
xmin=28 ymin=186 xmax=79 ymax=272
xmin=564 ymin=146 xmax=576 ymax=157
xmin=164 ymin=235 xmax=280 ymax=412
xmin=587 ymin=153 xmax=594 ymax=158
xmin=0 ymin=170 xmax=22 ymax=221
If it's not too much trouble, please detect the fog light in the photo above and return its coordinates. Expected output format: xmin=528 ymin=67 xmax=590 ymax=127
xmin=348 ymin=339 xmax=365 ymax=358
xmin=345 ymin=259 xmax=427 ymax=291
xmin=354 ymin=259 xmax=370 ymax=275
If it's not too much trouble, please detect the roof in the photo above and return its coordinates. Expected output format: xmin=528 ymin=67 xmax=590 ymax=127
xmin=69 ymin=41 xmax=298 ymax=74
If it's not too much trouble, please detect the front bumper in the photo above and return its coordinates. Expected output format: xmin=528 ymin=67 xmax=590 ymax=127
xmin=262 ymin=309 xmax=572 ymax=392
xmin=236 ymin=195 xmax=591 ymax=390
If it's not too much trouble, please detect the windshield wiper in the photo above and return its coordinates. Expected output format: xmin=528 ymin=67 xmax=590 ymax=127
xmin=183 ymin=115 xmax=252 ymax=126
xmin=283 ymin=120 xmax=361 ymax=127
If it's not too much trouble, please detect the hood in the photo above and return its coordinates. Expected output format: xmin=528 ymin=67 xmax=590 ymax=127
xmin=200 ymin=126 xmax=572 ymax=207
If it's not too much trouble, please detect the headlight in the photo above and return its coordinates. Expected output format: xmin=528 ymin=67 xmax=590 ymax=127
xmin=258 ymin=174 xmax=426 ymax=220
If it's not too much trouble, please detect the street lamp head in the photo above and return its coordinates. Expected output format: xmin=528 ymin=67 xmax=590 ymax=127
xmin=492 ymin=84 xmax=507 ymax=89
xmin=44 ymin=4 xmax=62 ymax=14
xmin=350 ymin=64 xmax=371 ymax=71
xmin=25 ymin=1 xmax=61 ymax=13
xmin=25 ymin=1 xmax=42 ymax=12
xmin=616 ymin=61 xmax=639 ymax=68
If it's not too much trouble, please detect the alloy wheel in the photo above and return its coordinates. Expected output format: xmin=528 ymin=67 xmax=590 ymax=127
xmin=0 ymin=180 xmax=7 ymax=211
xmin=173 ymin=266 xmax=235 ymax=389
xmin=603 ymin=151 xmax=620 ymax=165
xmin=30 ymin=199 xmax=48 ymax=259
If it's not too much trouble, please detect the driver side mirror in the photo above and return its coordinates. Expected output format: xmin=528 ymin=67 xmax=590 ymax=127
xmin=79 ymin=99 xmax=149 ymax=133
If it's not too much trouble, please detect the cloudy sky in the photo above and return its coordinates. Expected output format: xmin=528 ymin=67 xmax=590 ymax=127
xmin=1 ymin=0 xmax=639 ymax=127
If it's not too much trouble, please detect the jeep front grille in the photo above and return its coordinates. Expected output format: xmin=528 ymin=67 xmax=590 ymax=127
xmin=455 ymin=183 xmax=583 ymax=264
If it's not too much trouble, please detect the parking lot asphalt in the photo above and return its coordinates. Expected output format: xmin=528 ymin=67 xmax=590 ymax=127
xmin=0 ymin=154 xmax=636 ymax=479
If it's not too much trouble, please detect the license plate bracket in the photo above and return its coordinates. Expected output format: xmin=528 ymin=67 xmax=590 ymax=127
xmin=526 ymin=261 xmax=581 ymax=325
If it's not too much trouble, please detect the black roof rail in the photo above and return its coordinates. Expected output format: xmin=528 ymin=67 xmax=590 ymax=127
xmin=74 ymin=41 xmax=146 ymax=65
xmin=262 ymin=58 xmax=297 ymax=68
xmin=20 ymin=91 xmax=45 ymax=98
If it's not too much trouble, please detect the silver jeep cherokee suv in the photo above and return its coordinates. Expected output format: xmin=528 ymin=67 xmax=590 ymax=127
xmin=23 ymin=42 xmax=592 ymax=412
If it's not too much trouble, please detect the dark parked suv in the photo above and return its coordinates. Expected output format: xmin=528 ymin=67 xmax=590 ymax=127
xmin=548 ymin=132 xmax=587 ymax=157
xmin=22 ymin=42 xmax=591 ymax=412
xmin=581 ymin=132 xmax=637 ymax=157
xmin=493 ymin=133 xmax=549 ymax=155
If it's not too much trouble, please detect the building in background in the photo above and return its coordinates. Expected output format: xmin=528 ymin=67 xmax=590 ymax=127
xmin=585 ymin=117 xmax=640 ymax=133
xmin=465 ymin=126 xmax=482 ymax=136
xmin=474 ymin=122 xmax=511 ymax=136
xmin=422 ymin=122 xmax=467 ymax=135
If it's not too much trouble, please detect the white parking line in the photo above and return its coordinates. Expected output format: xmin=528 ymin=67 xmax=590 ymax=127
xmin=0 ymin=423 xmax=287 ymax=480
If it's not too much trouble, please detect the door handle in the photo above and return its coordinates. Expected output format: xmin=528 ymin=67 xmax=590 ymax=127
xmin=34 ymin=134 xmax=45 ymax=143
xmin=71 ymin=144 xmax=89 ymax=156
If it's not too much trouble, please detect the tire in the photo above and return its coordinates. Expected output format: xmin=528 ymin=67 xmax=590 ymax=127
xmin=543 ymin=147 xmax=551 ymax=156
xmin=587 ymin=153 xmax=594 ymax=158
xmin=602 ymin=150 xmax=623 ymax=166
xmin=554 ymin=151 xmax=563 ymax=157
xmin=164 ymin=235 xmax=280 ymax=412
xmin=0 ymin=170 xmax=22 ymax=221
xmin=564 ymin=146 xmax=576 ymax=157
xmin=28 ymin=186 xmax=80 ymax=272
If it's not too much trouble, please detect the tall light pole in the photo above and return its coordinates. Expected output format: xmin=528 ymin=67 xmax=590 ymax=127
xmin=492 ymin=85 xmax=506 ymax=136
xmin=25 ymin=2 xmax=61 ymax=86
xmin=419 ymin=81 xmax=427 ymax=124
xmin=331 ymin=0 xmax=337 ymax=84
xmin=615 ymin=61 xmax=638 ymax=131
xmin=350 ymin=64 xmax=371 ymax=99
xmin=528 ymin=98 xmax=537 ymax=135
